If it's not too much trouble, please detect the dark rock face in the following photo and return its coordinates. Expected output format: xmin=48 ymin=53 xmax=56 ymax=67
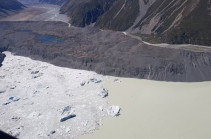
xmin=17 ymin=0 xmax=68 ymax=5
xmin=0 ymin=0 xmax=25 ymax=18
xmin=60 ymin=0 xmax=139 ymax=30
xmin=0 ymin=0 xmax=25 ymax=11
xmin=60 ymin=0 xmax=116 ymax=27
xmin=0 ymin=21 xmax=211 ymax=82
xmin=39 ymin=0 xmax=68 ymax=5
xmin=95 ymin=0 xmax=139 ymax=31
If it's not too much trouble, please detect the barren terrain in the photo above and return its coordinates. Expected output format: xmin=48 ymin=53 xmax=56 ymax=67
xmin=0 ymin=4 xmax=69 ymax=22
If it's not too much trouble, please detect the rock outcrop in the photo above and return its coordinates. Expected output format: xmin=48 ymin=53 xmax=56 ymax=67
xmin=0 ymin=21 xmax=211 ymax=82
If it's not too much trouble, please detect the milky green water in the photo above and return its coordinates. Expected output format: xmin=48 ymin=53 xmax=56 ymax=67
xmin=79 ymin=77 xmax=211 ymax=139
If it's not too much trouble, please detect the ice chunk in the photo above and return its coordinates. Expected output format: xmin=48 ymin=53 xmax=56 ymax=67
xmin=97 ymin=88 xmax=108 ymax=98
xmin=114 ymin=79 xmax=121 ymax=83
xmin=107 ymin=106 xmax=121 ymax=117
xmin=90 ymin=78 xmax=102 ymax=83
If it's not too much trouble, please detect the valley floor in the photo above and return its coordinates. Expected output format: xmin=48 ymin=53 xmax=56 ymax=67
xmin=0 ymin=4 xmax=69 ymax=23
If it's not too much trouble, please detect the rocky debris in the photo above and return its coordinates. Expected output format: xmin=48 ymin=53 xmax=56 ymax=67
xmin=61 ymin=105 xmax=72 ymax=115
xmin=97 ymin=88 xmax=108 ymax=98
xmin=0 ymin=89 xmax=6 ymax=94
xmin=33 ymin=91 xmax=40 ymax=96
xmin=31 ymin=70 xmax=43 ymax=78
xmin=10 ymin=97 xmax=20 ymax=102
xmin=50 ymin=130 xmax=56 ymax=134
xmin=60 ymin=114 xmax=76 ymax=122
xmin=60 ymin=105 xmax=76 ymax=122
xmin=80 ymin=81 xmax=86 ymax=86
xmin=32 ymin=73 xmax=43 ymax=79
xmin=90 ymin=78 xmax=102 ymax=83
xmin=81 ymin=120 xmax=89 ymax=126
xmin=114 ymin=79 xmax=121 ymax=83
xmin=1 ymin=22 xmax=211 ymax=82
xmin=0 ymin=53 xmax=5 ymax=67
xmin=31 ymin=71 xmax=39 ymax=74
xmin=11 ymin=116 xmax=21 ymax=121
xmin=2 ymin=96 xmax=20 ymax=106
xmin=27 ymin=111 xmax=42 ymax=118
xmin=8 ymin=126 xmax=24 ymax=138
xmin=107 ymin=106 xmax=121 ymax=117
xmin=8 ymin=84 xmax=16 ymax=89
xmin=0 ymin=74 xmax=5 ymax=79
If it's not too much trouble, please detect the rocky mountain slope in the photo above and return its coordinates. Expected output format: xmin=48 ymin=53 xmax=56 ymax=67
xmin=131 ymin=0 xmax=211 ymax=46
xmin=60 ymin=0 xmax=211 ymax=46
xmin=0 ymin=21 xmax=211 ymax=82
xmin=17 ymin=0 xmax=68 ymax=5
xmin=0 ymin=0 xmax=25 ymax=18
xmin=95 ymin=0 xmax=139 ymax=31
xmin=60 ymin=0 xmax=116 ymax=27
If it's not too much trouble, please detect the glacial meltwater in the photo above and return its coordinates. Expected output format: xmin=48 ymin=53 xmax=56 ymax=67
xmin=37 ymin=34 xmax=64 ymax=44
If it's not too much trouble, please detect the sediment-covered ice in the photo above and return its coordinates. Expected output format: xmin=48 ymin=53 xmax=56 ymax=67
xmin=0 ymin=52 xmax=111 ymax=139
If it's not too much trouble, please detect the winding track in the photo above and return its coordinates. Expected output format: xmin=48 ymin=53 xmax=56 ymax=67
xmin=122 ymin=32 xmax=211 ymax=52
xmin=1 ymin=3 xmax=210 ymax=52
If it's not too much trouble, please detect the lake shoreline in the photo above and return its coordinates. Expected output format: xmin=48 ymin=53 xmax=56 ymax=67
xmin=79 ymin=77 xmax=211 ymax=139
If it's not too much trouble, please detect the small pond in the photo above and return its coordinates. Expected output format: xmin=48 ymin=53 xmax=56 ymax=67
xmin=36 ymin=34 xmax=64 ymax=44
xmin=18 ymin=30 xmax=33 ymax=33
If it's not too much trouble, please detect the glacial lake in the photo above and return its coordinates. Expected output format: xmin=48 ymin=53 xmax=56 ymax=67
xmin=36 ymin=34 xmax=64 ymax=44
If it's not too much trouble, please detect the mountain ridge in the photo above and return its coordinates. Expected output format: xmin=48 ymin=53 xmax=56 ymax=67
xmin=60 ymin=0 xmax=211 ymax=46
